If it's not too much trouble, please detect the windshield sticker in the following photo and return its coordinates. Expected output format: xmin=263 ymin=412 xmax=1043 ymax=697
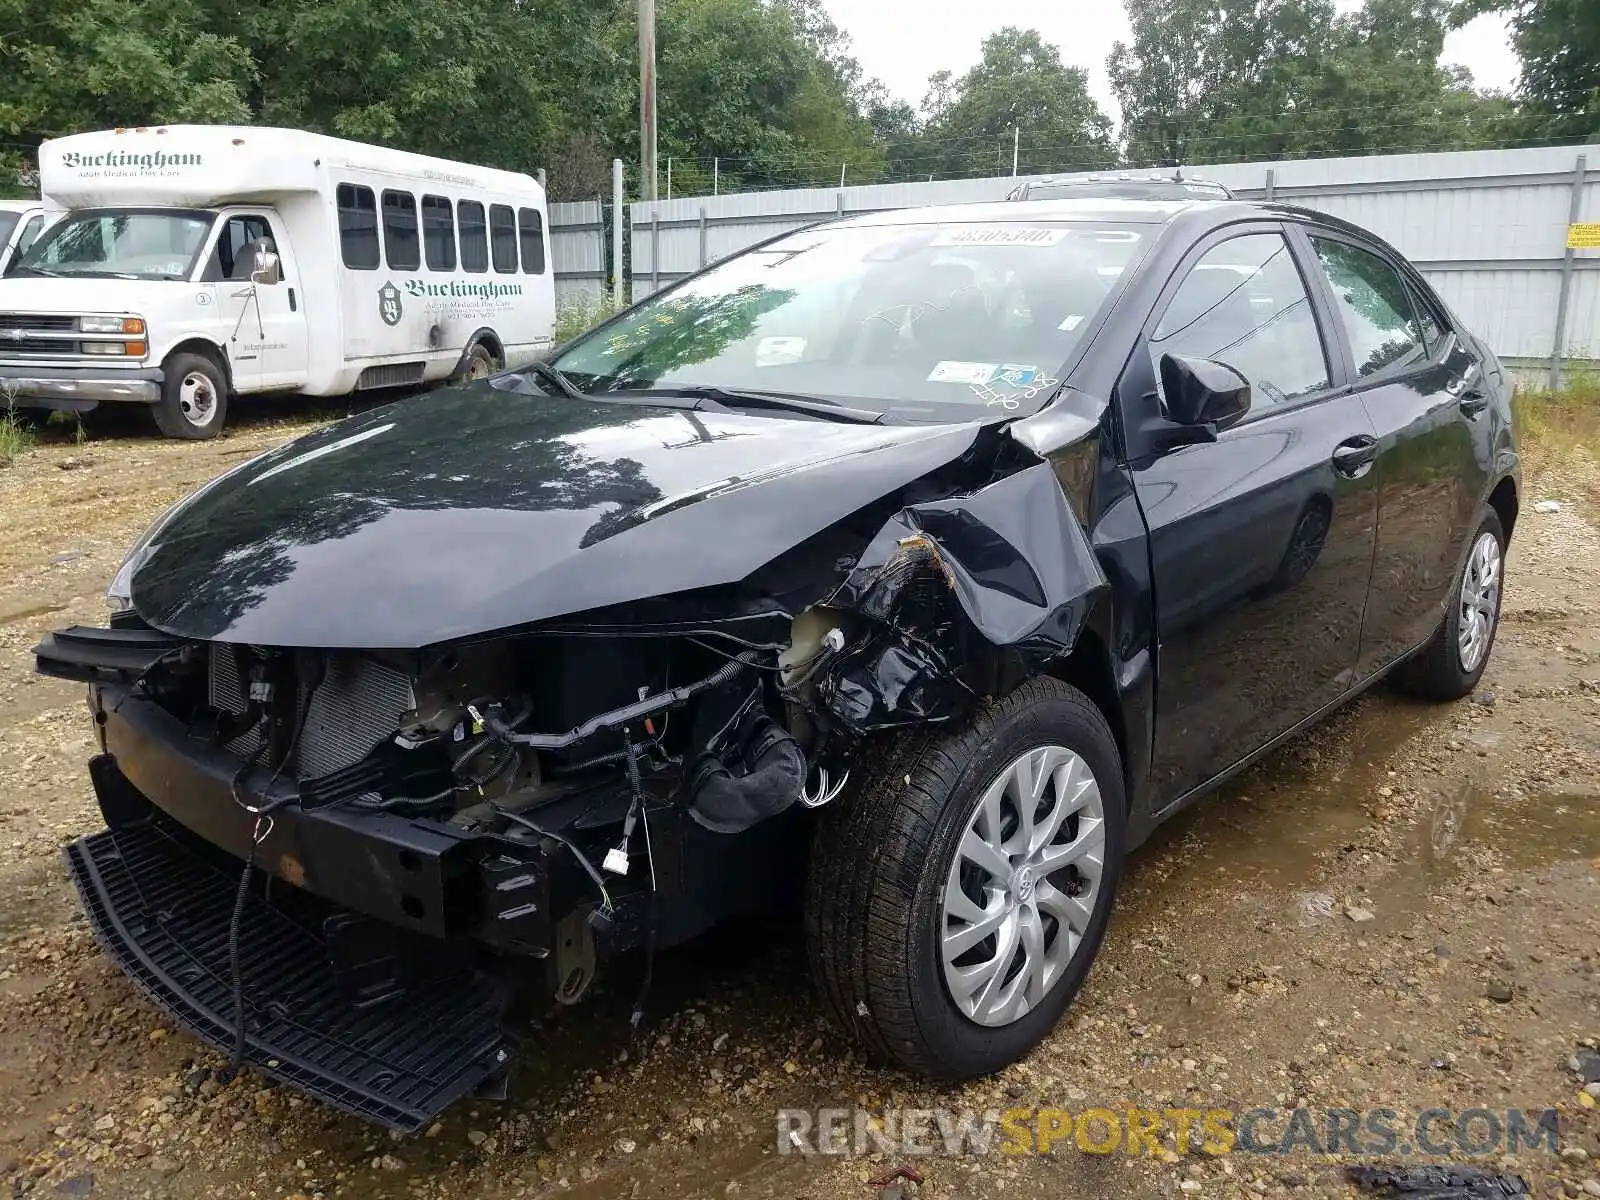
xmin=928 ymin=227 xmax=1069 ymax=249
xmin=970 ymin=370 xmax=1060 ymax=411
xmin=1058 ymin=314 xmax=1085 ymax=332
xmin=756 ymin=336 xmax=806 ymax=367
xmin=927 ymin=361 xmax=1000 ymax=385
xmin=994 ymin=364 xmax=1041 ymax=387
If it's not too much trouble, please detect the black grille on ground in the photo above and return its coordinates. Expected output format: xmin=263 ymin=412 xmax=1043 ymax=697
xmin=64 ymin=818 xmax=512 ymax=1131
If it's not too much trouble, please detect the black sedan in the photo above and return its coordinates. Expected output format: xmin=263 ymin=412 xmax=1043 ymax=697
xmin=37 ymin=196 xmax=1517 ymax=1129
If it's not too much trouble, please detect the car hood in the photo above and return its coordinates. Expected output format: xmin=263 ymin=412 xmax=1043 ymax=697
xmin=128 ymin=381 xmax=986 ymax=648
xmin=0 ymin=276 xmax=170 ymax=315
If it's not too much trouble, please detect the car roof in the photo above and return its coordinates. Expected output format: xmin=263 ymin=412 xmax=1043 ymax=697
xmin=0 ymin=200 xmax=37 ymax=213
xmin=832 ymin=197 xmax=1379 ymax=243
xmin=834 ymin=196 xmax=1270 ymax=230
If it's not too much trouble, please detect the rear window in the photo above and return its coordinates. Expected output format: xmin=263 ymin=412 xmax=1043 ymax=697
xmin=337 ymin=184 xmax=379 ymax=270
xmin=518 ymin=207 xmax=545 ymax=275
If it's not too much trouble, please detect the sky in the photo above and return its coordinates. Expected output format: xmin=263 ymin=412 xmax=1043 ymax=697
xmin=821 ymin=0 xmax=1520 ymax=126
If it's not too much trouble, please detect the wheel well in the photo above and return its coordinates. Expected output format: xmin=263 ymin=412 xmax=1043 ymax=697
xmin=164 ymin=340 xmax=232 ymax=391
xmin=1488 ymin=477 xmax=1518 ymax=544
xmin=1042 ymin=629 xmax=1128 ymax=783
xmin=472 ymin=330 xmax=504 ymax=365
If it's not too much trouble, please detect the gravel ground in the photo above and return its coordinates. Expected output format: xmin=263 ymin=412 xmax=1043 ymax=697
xmin=0 ymin=399 xmax=1597 ymax=1200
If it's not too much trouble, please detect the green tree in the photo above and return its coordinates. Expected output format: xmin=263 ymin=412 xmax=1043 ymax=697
xmin=1111 ymin=0 xmax=1516 ymax=165
xmin=922 ymin=28 xmax=1115 ymax=179
xmin=1453 ymin=0 xmax=1600 ymax=140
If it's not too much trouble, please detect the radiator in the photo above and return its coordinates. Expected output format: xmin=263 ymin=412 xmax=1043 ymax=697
xmin=207 ymin=646 xmax=414 ymax=780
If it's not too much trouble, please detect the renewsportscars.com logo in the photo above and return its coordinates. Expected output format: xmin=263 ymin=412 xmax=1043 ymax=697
xmin=59 ymin=150 xmax=202 ymax=171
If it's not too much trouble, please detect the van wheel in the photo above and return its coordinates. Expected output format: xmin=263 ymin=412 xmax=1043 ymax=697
xmin=455 ymin=342 xmax=498 ymax=383
xmin=804 ymin=677 xmax=1125 ymax=1079
xmin=153 ymin=353 xmax=228 ymax=439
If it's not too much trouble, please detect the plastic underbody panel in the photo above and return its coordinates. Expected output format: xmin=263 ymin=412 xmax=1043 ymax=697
xmin=63 ymin=814 xmax=512 ymax=1132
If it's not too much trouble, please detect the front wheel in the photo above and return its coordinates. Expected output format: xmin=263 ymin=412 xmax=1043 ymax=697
xmin=1391 ymin=507 xmax=1505 ymax=701
xmin=804 ymin=677 xmax=1126 ymax=1079
xmin=152 ymin=352 xmax=228 ymax=439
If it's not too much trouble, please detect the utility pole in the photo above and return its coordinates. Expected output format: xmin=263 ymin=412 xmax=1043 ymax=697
xmin=1012 ymin=126 xmax=1020 ymax=177
xmin=638 ymin=0 xmax=658 ymax=202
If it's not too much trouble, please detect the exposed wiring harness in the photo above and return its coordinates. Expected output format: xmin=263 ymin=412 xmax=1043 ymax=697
xmin=221 ymin=672 xmax=320 ymax=1080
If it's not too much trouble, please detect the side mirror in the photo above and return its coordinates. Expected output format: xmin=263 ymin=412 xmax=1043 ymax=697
xmin=1159 ymin=353 xmax=1250 ymax=430
xmin=250 ymin=247 xmax=282 ymax=286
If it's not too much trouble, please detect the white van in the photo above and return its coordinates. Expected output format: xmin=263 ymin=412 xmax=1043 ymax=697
xmin=0 ymin=126 xmax=555 ymax=437
xmin=0 ymin=200 xmax=47 ymax=276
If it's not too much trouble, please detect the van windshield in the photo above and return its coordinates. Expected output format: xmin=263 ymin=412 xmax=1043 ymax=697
xmin=12 ymin=209 xmax=213 ymax=280
xmin=554 ymin=219 xmax=1153 ymax=423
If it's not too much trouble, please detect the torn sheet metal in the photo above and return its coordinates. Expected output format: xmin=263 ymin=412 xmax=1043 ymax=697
xmin=830 ymin=461 xmax=1109 ymax=660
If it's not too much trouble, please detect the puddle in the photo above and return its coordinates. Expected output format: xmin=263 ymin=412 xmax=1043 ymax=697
xmin=1123 ymin=694 xmax=1440 ymax=902
xmin=1456 ymin=787 xmax=1600 ymax=869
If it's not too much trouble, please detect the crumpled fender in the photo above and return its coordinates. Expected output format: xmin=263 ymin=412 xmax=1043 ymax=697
xmin=818 ymin=460 xmax=1110 ymax=734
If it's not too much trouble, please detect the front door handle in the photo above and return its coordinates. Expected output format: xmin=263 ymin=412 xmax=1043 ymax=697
xmin=1332 ymin=435 xmax=1379 ymax=478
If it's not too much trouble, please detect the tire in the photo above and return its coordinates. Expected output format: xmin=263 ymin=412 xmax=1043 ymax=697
xmin=804 ymin=677 xmax=1126 ymax=1080
xmin=1390 ymin=506 xmax=1505 ymax=701
xmin=454 ymin=342 xmax=498 ymax=384
xmin=152 ymin=352 xmax=228 ymax=439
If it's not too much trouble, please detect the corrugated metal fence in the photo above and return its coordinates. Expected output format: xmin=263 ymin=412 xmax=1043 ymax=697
xmin=550 ymin=200 xmax=607 ymax=308
xmin=575 ymin=144 xmax=1600 ymax=383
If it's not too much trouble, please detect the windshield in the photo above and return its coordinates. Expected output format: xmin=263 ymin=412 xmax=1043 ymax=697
xmin=14 ymin=209 xmax=213 ymax=280
xmin=554 ymin=220 xmax=1152 ymax=422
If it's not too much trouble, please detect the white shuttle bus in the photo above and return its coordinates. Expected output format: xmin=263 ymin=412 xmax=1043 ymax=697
xmin=0 ymin=126 xmax=555 ymax=437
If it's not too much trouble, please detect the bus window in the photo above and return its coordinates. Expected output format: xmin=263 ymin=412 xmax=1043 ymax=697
xmin=382 ymin=190 xmax=420 ymax=271
xmin=490 ymin=204 xmax=517 ymax=274
xmin=460 ymin=201 xmax=488 ymax=273
xmin=518 ymin=207 xmax=546 ymax=275
xmin=337 ymin=183 xmax=379 ymax=270
xmin=422 ymin=195 xmax=456 ymax=271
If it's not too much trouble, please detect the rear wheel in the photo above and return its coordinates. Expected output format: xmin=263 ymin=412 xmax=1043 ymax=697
xmin=804 ymin=677 xmax=1125 ymax=1079
xmin=152 ymin=352 xmax=228 ymax=439
xmin=454 ymin=342 xmax=498 ymax=383
xmin=1391 ymin=507 xmax=1505 ymax=701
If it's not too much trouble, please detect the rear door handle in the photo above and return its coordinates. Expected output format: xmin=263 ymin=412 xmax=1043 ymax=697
xmin=288 ymin=286 xmax=297 ymax=312
xmin=1332 ymin=435 xmax=1379 ymax=478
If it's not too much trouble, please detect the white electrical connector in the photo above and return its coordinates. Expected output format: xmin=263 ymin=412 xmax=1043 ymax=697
xmin=602 ymin=846 xmax=630 ymax=875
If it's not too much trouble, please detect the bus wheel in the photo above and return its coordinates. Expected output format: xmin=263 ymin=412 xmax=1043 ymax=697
xmin=153 ymin=353 xmax=228 ymax=440
xmin=455 ymin=342 xmax=498 ymax=384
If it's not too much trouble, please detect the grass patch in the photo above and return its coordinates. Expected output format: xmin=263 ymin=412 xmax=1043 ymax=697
xmin=1513 ymin=382 xmax=1600 ymax=508
xmin=0 ymin=411 xmax=37 ymax=467
xmin=553 ymin=295 xmax=625 ymax=344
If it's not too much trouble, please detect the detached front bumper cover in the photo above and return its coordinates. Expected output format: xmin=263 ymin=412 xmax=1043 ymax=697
xmin=64 ymin=777 xmax=514 ymax=1132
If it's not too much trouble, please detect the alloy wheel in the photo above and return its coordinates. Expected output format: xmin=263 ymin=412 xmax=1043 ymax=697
xmin=939 ymin=745 xmax=1106 ymax=1028
xmin=1457 ymin=530 xmax=1502 ymax=673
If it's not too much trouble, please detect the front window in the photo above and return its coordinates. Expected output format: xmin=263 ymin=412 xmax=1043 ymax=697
xmin=0 ymin=211 xmax=18 ymax=250
xmin=554 ymin=220 xmax=1153 ymax=422
xmin=13 ymin=209 xmax=213 ymax=280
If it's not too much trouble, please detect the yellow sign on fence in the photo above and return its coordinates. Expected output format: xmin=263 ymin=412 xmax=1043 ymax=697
xmin=1569 ymin=222 xmax=1600 ymax=249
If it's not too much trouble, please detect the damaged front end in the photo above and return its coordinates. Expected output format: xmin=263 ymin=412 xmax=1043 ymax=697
xmin=36 ymin=401 xmax=1110 ymax=1131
